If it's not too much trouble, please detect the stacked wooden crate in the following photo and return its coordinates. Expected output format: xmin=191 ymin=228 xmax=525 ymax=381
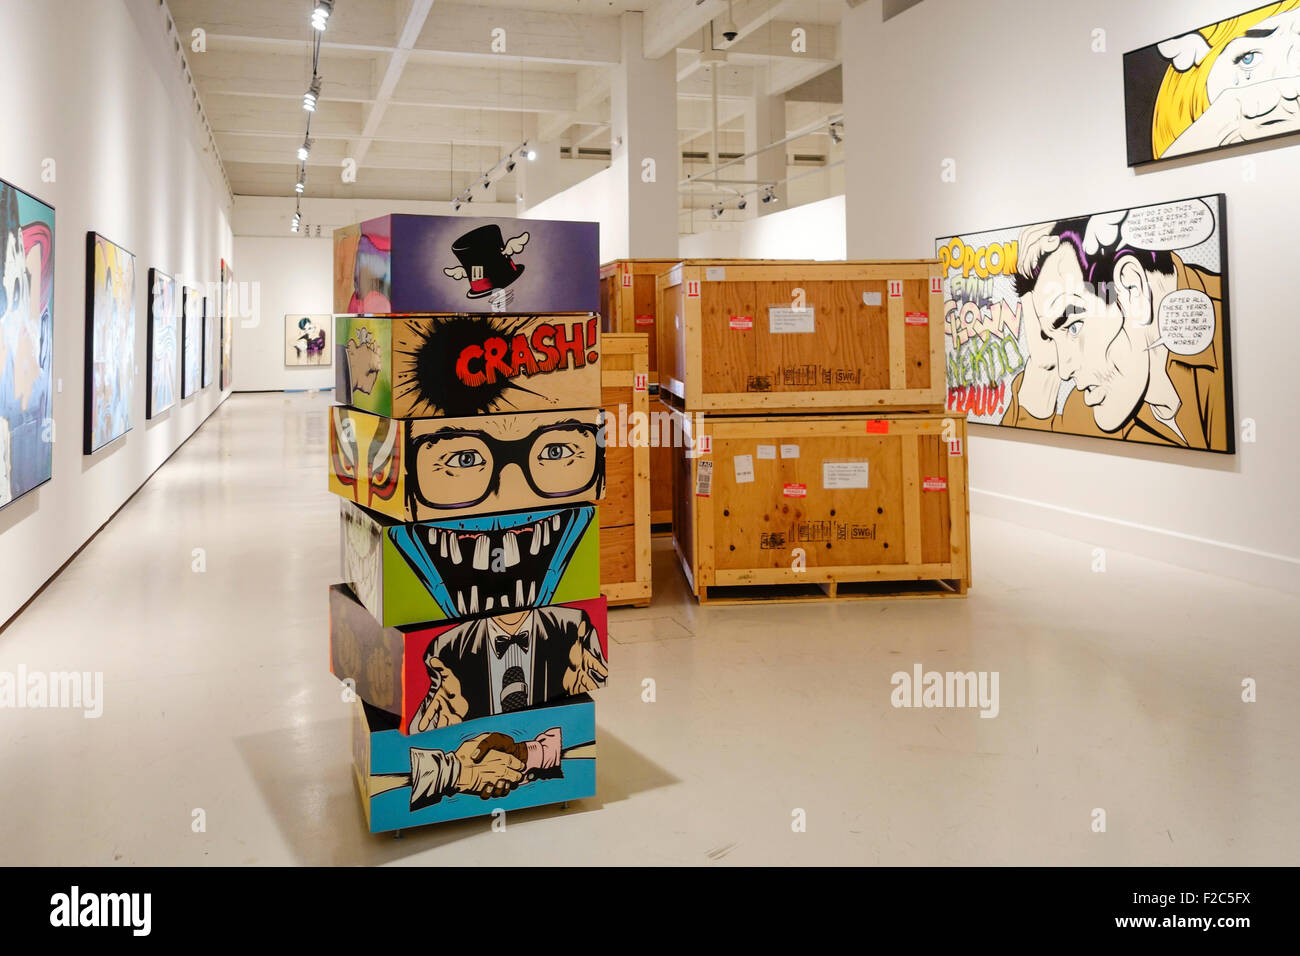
xmin=656 ymin=259 xmax=971 ymax=604
xmin=328 ymin=214 xmax=608 ymax=834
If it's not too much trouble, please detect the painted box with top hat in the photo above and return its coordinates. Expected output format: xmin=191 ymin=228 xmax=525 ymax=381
xmin=338 ymin=498 xmax=600 ymax=627
xmin=336 ymin=314 xmax=602 ymax=419
xmin=333 ymin=214 xmax=599 ymax=316
xmin=330 ymin=583 xmax=608 ymax=733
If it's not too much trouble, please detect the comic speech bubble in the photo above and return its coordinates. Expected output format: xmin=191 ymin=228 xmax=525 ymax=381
xmin=1152 ymin=289 xmax=1215 ymax=355
xmin=1121 ymin=198 xmax=1214 ymax=251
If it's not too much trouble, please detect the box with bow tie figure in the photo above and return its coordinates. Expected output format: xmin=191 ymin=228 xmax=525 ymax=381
xmin=352 ymin=694 xmax=597 ymax=833
xmin=330 ymin=584 xmax=608 ymax=733
xmin=334 ymin=214 xmax=600 ymax=316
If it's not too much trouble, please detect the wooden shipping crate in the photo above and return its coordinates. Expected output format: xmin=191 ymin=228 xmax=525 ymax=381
xmin=650 ymin=396 xmax=675 ymax=529
xmin=671 ymin=410 xmax=971 ymax=603
xmin=598 ymin=333 xmax=652 ymax=607
xmin=335 ymin=314 xmax=601 ymax=419
xmin=328 ymin=405 xmax=605 ymax=522
xmin=353 ymin=694 xmax=596 ymax=833
xmin=598 ymin=259 xmax=680 ymax=385
xmin=656 ymin=259 xmax=946 ymax=413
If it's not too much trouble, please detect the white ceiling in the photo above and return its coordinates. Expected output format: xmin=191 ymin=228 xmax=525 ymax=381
xmin=167 ymin=0 xmax=844 ymax=210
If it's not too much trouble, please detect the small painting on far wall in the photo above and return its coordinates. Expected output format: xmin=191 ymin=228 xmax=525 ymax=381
xmin=285 ymin=314 xmax=331 ymax=367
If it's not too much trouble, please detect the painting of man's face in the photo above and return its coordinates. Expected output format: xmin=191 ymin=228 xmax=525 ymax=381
xmin=1027 ymin=246 xmax=1151 ymax=433
xmin=1204 ymin=9 xmax=1300 ymax=139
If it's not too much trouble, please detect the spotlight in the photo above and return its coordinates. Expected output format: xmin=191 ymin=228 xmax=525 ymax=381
xmin=711 ymin=205 xmax=723 ymax=219
xmin=761 ymin=187 xmax=776 ymax=204
xmin=452 ymin=200 xmax=461 ymax=211
xmin=506 ymin=159 xmax=516 ymax=173
xmin=303 ymin=76 xmax=321 ymax=112
xmin=829 ymin=121 xmax=844 ymax=145
xmin=311 ymin=0 xmax=333 ymax=32
xmin=737 ymin=198 xmax=747 ymax=210
xmin=295 ymin=180 xmax=304 ymax=194
xmin=297 ymin=137 xmax=312 ymax=161
xmin=525 ymin=148 xmax=537 ymax=161
xmin=465 ymin=193 xmax=473 ymax=203
xmin=291 ymin=209 xmax=301 ymax=233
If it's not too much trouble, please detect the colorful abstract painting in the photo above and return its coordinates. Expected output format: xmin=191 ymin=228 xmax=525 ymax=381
xmin=284 ymin=313 xmax=330 ymax=367
xmin=1123 ymin=2 xmax=1300 ymax=166
xmin=146 ymin=268 xmax=178 ymax=418
xmin=181 ymin=285 xmax=201 ymax=399
xmin=937 ymin=195 xmax=1234 ymax=452
xmin=84 ymin=232 xmax=136 ymax=454
xmin=0 ymin=178 xmax=54 ymax=511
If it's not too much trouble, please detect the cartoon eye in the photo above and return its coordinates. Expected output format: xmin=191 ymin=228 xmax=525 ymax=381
xmin=1234 ymin=50 xmax=1260 ymax=67
xmin=1066 ymin=320 xmax=1084 ymax=338
xmin=537 ymin=442 xmax=576 ymax=461
xmin=441 ymin=449 xmax=487 ymax=469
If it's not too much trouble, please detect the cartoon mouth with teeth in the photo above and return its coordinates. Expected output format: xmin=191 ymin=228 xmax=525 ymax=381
xmin=387 ymin=505 xmax=594 ymax=618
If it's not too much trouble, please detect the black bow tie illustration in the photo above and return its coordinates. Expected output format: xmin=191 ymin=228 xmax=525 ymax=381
xmin=492 ymin=631 xmax=530 ymax=659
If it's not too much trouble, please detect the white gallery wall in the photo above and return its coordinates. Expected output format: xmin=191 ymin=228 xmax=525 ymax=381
xmin=521 ymin=165 xmax=625 ymax=263
xmin=680 ymin=195 xmax=848 ymax=260
xmin=0 ymin=0 xmax=234 ymax=626
xmin=843 ymin=0 xmax=1300 ymax=590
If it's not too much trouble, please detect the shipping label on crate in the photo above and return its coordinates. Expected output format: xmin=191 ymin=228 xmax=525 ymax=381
xmin=865 ymin=420 xmax=890 ymax=435
xmin=634 ymin=373 xmax=648 ymax=392
xmin=756 ymin=444 xmax=776 ymax=460
xmin=768 ymin=307 xmax=815 ymax=334
xmin=930 ymin=276 xmax=943 ymax=294
xmin=695 ymin=459 xmax=714 ymax=497
xmin=948 ymin=438 xmax=964 ymax=456
xmin=783 ymin=483 xmax=807 ymax=498
xmin=634 ymin=314 xmax=654 ymax=327
xmin=729 ymin=315 xmax=754 ymax=331
xmin=923 ymin=476 xmax=948 ymax=491
xmin=888 ymin=280 xmax=904 ymax=298
xmin=780 ymin=444 xmax=800 ymax=459
xmin=863 ymin=291 xmax=883 ymax=307
xmin=733 ymin=454 xmax=755 ymax=484
xmin=705 ymin=266 xmax=726 ymax=281
xmin=822 ymin=460 xmax=870 ymax=489
xmin=905 ymin=312 xmax=929 ymax=326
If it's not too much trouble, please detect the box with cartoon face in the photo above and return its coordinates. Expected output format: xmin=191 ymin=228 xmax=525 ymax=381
xmin=352 ymin=694 xmax=596 ymax=832
xmin=335 ymin=314 xmax=602 ymax=419
xmin=330 ymin=584 xmax=608 ymax=732
xmin=333 ymin=215 xmax=599 ymax=316
xmin=328 ymin=406 xmax=605 ymax=522
xmin=339 ymin=499 xmax=600 ymax=627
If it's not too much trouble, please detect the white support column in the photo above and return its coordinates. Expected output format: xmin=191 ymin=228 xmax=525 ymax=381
xmin=609 ymin=11 xmax=678 ymax=257
xmin=750 ymin=68 xmax=787 ymax=217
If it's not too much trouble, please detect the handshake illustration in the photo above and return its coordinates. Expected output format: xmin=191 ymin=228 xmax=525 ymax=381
xmin=408 ymin=727 xmax=562 ymax=811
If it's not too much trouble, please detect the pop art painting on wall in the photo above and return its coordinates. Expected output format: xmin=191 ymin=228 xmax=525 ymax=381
xmin=336 ymin=314 xmax=601 ymax=418
xmin=220 ymin=260 xmax=235 ymax=390
xmin=0 ymin=178 xmax=54 ymax=511
xmin=285 ymin=314 xmax=330 ymax=367
xmin=146 ymin=268 xmax=178 ymax=419
xmin=1123 ymin=1 xmax=1300 ymax=166
xmin=84 ymin=232 xmax=136 ymax=454
xmin=329 ymin=584 xmax=608 ymax=732
xmin=353 ymin=694 xmax=596 ymax=832
xmin=937 ymin=195 xmax=1234 ymax=453
xmin=202 ymin=295 xmax=215 ymax=389
xmin=333 ymin=215 xmax=600 ymax=315
xmin=182 ymin=286 xmax=202 ymax=399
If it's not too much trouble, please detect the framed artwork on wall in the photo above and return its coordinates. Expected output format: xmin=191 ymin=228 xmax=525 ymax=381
xmin=182 ymin=284 xmax=202 ymax=399
xmin=84 ymin=232 xmax=136 ymax=454
xmin=285 ymin=314 xmax=330 ymax=367
xmin=937 ymin=194 xmax=1234 ymax=453
xmin=202 ymin=295 xmax=214 ymax=389
xmin=146 ymin=268 xmax=178 ymax=418
xmin=0 ymin=177 xmax=55 ymax=511
xmin=219 ymin=259 xmax=234 ymax=390
xmin=1123 ymin=1 xmax=1300 ymax=166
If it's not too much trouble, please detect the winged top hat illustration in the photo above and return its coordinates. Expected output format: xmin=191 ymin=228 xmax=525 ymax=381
xmin=443 ymin=225 xmax=530 ymax=299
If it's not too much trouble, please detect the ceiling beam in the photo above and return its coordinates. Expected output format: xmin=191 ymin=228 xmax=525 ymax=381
xmin=353 ymin=0 xmax=436 ymax=165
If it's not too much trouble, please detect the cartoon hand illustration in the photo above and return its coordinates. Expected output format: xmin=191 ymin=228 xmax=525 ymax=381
xmin=453 ymin=733 xmax=526 ymax=799
xmin=562 ymin=620 xmax=608 ymax=695
xmin=1013 ymin=291 xmax=1060 ymax=421
xmin=345 ymin=327 xmax=382 ymax=395
xmin=411 ymin=657 xmax=470 ymax=733
xmin=1168 ymin=77 xmax=1300 ymax=155
xmin=1015 ymin=223 xmax=1060 ymax=281
xmin=1082 ymin=209 xmax=1127 ymax=256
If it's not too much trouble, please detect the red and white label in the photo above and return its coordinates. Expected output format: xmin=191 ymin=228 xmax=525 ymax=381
xmin=888 ymin=280 xmax=903 ymax=298
xmin=930 ymin=277 xmax=943 ymax=294
xmin=905 ymin=312 xmax=929 ymax=326
xmin=697 ymin=434 xmax=712 ymax=454
xmin=923 ymin=476 xmax=948 ymax=492
xmin=866 ymin=420 xmax=890 ymax=435
xmin=947 ymin=438 xmax=963 ymax=456
xmin=729 ymin=315 xmax=753 ymax=330
xmin=783 ymin=483 xmax=808 ymax=498
xmin=622 ymin=273 xmax=633 ymax=288
xmin=634 ymin=373 xmax=648 ymax=392
xmin=686 ymin=280 xmax=701 ymax=298
xmin=634 ymin=314 xmax=654 ymax=327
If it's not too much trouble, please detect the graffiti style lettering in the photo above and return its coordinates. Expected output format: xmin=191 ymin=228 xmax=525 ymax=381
xmin=452 ymin=319 xmax=594 ymax=387
xmin=947 ymin=383 xmax=1009 ymax=417
xmin=939 ymin=237 xmax=1019 ymax=279
xmin=944 ymin=298 xmax=1023 ymax=350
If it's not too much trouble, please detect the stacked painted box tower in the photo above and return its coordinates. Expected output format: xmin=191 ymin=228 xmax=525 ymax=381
xmin=328 ymin=214 xmax=608 ymax=833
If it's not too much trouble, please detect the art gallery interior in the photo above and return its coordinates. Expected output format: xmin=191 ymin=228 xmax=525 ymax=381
xmin=0 ymin=0 xmax=1297 ymax=868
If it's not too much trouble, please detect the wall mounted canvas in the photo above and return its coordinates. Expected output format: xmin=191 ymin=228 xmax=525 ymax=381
xmin=1123 ymin=1 xmax=1300 ymax=166
xmin=336 ymin=314 xmax=601 ymax=419
xmin=352 ymin=694 xmax=596 ymax=832
xmin=285 ymin=313 xmax=330 ymax=367
xmin=333 ymin=215 xmax=600 ymax=315
xmin=937 ymin=195 xmax=1234 ymax=452
xmin=330 ymin=584 xmax=608 ymax=732
xmin=146 ymin=268 xmax=178 ymax=418
xmin=219 ymin=259 xmax=234 ymax=390
xmin=84 ymin=232 xmax=136 ymax=454
xmin=181 ymin=285 xmax=202 ymax=398
xmin=0 ymin=178 xmax=55 ymax=511
xmin=202 ymin=295 xmax=215 ymax=388
xmin=338 ymin=498 xmax=600 ymax=626
xmin=328 ymin=405 xmax=606 ymax=522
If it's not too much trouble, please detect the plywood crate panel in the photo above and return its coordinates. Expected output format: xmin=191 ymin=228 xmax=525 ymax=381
xmin=671 ymin=410 xmax=970 ymax=603
xmin=650 ymin=396 xmax=675 ymax=528
xmin=657 ymin=259 xmax=946 ymax=413
xmin=599 ymin=259 xmax=681 ymax=386
xmin=597 ymin=333 xmax=652 ymax=607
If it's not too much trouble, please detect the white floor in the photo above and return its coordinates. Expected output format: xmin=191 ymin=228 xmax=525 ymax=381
xmin=0 ymin=391 xmax=1295 ymax=865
